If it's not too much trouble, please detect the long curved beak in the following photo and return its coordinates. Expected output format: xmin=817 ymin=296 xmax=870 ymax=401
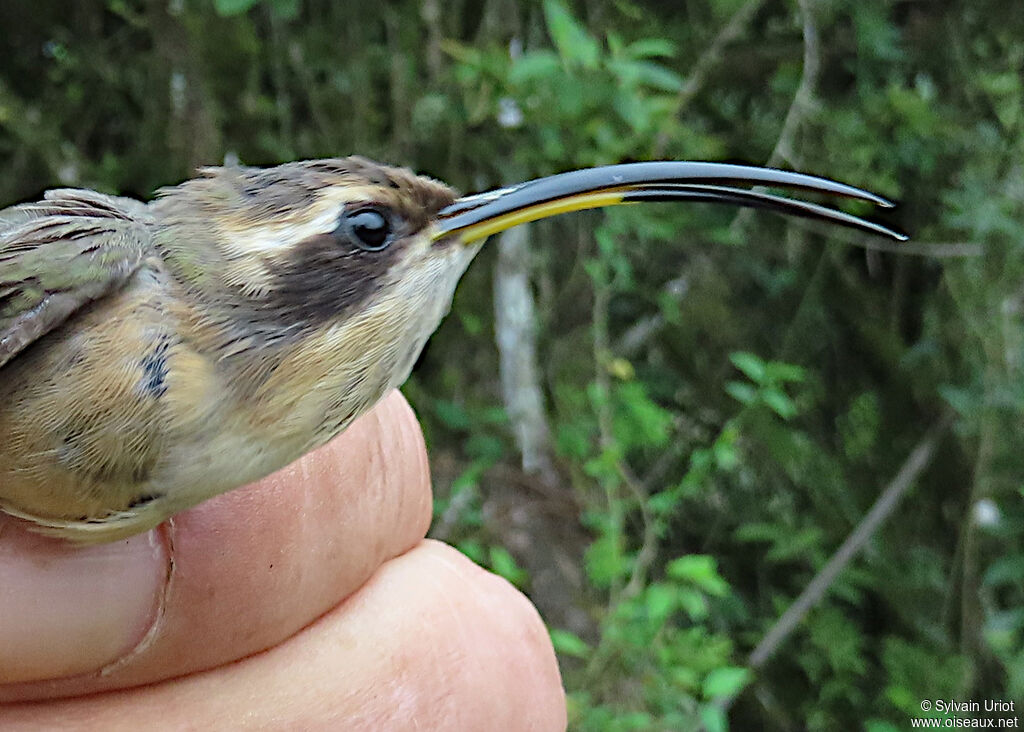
xmin=431 ymin=161 xmax=906 ymax=243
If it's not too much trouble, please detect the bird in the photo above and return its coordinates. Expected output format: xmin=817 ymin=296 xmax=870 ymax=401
xmin=0 ymin=157 xmax=904 ymax=543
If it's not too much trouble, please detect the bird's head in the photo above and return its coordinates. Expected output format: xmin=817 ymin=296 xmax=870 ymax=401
xmin=149 ymin=156 xmax=904 ymax=408
xmin=152 ymin=157 xmax=468 ymax=335
xmin=153 ymin=156 xmax=902 ymax=339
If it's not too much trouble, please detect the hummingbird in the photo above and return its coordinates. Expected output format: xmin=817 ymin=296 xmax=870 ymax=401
xmin=0 ymin=157 xmax=904 ymax=543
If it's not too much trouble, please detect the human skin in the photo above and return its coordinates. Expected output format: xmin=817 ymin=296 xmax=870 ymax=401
xmin=0 ymin=391 xmax=567 ymax=730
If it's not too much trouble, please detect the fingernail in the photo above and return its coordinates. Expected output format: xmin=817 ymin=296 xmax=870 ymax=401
xmin=0 ymin=522 xmax=167 ymax=684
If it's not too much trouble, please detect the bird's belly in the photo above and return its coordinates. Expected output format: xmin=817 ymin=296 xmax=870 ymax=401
xmin=0 ymin=271 xmax=277 ymax=525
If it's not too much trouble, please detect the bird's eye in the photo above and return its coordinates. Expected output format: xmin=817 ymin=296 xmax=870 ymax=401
xmin=343 ymin=207 xmax=392 ymax=251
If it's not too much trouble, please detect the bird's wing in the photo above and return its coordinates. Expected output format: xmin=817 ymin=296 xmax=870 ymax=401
xmin=0 ymin=188 xmax=151 ymax=369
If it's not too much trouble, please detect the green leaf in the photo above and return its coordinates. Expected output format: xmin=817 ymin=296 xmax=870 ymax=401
xmin=489 ymin=546 xmax=528 ymax=587
xmin=666 ymin=555 xmax=729 ymax=596
xmin=677 ymin=588 xmax=709 ymax=620
xmin=612 ymin=84 xmax=652 ymax=132
xmin=703 ymin=666 xmax=751 ymax=698
xmin=269 ymin=0 xmax=299 ymax=19
xmin=865 ymin=722 xmax=903 ymax=732
xmin=213 ymin=0 xmax=261 ymax=16
xmin=645 ymin=582 xmax=678 ymax=622
xmin=687 ymin=448 xmax=714 ymax=477
xmin=764 ymin=527 xmax=824 ymax=563
xmin=456 ymin=540 xmax=485 ymax=564
xmin=764 ymin=361 xmax=807 ymax=383
xmin=615 ymin=381 xmax=672 ymax=447
xmin=624 ymin=38 xmax=676 ymax=59
xmin=585 ymin=529 xmax=627 ymax=588
xmin=550 ymin=628 xmax=591 ymax=658
xmin=838 ymin=390 xmax=881 ymax=459
xmin=630 ymin=61 xmax=685 ymax=92
xmin=712 ymin=435 xmax=739 ymax=471
xmin=433 ymin=400 xmax=471 ymax=430
xmin=508 ymin=51 xmax=562 ymax=85
xmin=984 ymin=556 xmax=1024 ymax=588
xmin=725 ymin=381 xmax=758 ymax=405
xmin=465 ymin=432 xmax=506 ymax=461
xmin=449 ymin=463 xmax=484 ymax=497
xmin=606 ymin=30 xmax=624 ymax=57
xmin=986 ymin=608 xmax=1024 ymax=637
xmin=734 ymin=521 xmax=782 ymax=543
xmin=440 ymin=40 xmax=482 ymax=66
xmin=583 ymin=447 xmax=621 ymax=483
xmin=938 ymin=384 xmax=977 ymax=416
xmin=543 ymin=0 xmax=600 ymax=69
xmin=699 ymin=703 xmax=728 ymax=732
xmin=762 ymin=386 xmax=797 ymax=419
xmin=730 ymin=351 xmax=767 ymax=384
xmin=459 ymin=311 xmax=484 ymax=335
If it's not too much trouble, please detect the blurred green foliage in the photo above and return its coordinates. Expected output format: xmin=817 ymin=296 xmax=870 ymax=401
xmin=1 ymin=0 xmax=1021 ymax=728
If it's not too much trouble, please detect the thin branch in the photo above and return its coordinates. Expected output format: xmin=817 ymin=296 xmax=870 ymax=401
xmin=655 ymin=0 xmax=767 ymax=155
xmin=840 ymin=237 xmax=983 ymax=258
xmin=431 ymin=481 xmax=479 ymax=541
xmin=420 ymin=0 xmax=444 ymax=81
xmin=494 ymin=225 xmax=559 ymax=485
xmin=621 ymin=461 xmax=658 ymax=598
xmin=799 ymin=220 xmax=983 ymax=257
xmin=591 ymin=253 xmax=621 ymax=594
xmin=678 ymin=0 xmax=765 ymax=109
xmin=730 ymin=0 xmax=821 ymax=237
xmin=616 ymin=314 xmax=662 ymax=358
xmin=706 ymin=414 xmax=953 ymax=728
xmin=957 ymin=324 xmax=1005 ymax=696
xmin=746 ymin=415 xmax=951 ymax=671
xmin=627 ymin=0 xmax=967 ymax=359
xmin=583 ymin=233 xmax=629 ymax=682
xmin=615 ymin=224 xmax=976 ymax=357
xmin=587 ymin=238 xmax=658 ymax=600
xmin=699 ymin=417 xmax=950 ymax=732
xmin=767 ymin=0 xmax=821 ymax=169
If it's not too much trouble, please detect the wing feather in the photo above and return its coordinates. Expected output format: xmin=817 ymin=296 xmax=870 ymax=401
xmin=0 ymin=189 xmax=151 ymax=368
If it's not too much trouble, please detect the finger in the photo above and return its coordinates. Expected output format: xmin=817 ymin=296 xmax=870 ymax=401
xmin=0 ymin=391 xmax=432 ymax=700
xmin=0 ymin=542 xmax=567 ymax=731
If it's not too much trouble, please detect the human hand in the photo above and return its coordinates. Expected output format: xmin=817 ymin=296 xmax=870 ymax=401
xmin=0 ymin=391 xmax=566 ymax=730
